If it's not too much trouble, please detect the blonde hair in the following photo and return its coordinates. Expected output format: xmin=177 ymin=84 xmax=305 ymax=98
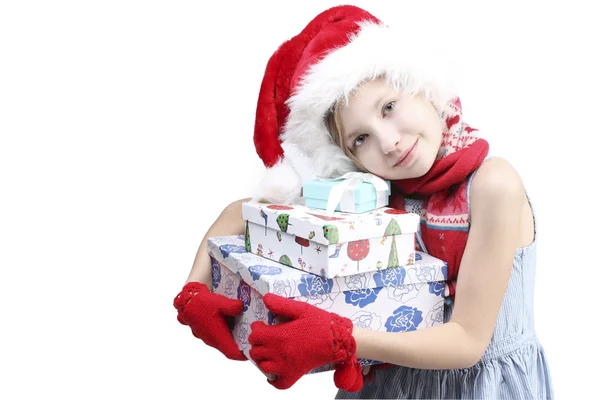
xmin=325 ymin=101 xmax=369 ymax=173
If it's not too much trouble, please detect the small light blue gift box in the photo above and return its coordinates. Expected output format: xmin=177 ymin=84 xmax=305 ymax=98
xmin=303 ymin=173 xmax=391 ymax=214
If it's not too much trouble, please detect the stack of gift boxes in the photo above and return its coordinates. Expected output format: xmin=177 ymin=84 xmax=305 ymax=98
xmin=208 ymin=173 xmax=448 ymax=375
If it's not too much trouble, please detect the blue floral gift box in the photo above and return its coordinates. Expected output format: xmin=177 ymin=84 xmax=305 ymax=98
xmin=208 ymin=235 xmax=448 ymax=375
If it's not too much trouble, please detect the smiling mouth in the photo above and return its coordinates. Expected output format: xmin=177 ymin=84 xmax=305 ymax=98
xmin=394 ymin=140 xmax=418 ymax=167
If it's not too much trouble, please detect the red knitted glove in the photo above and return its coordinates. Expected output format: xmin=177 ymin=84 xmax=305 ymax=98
xmin=248 ymin=293 xmax=357 ymax=390
xmin=173 ymin=282 xmax=246 ymax=361
xmin=334 ymin=356 xmax=364 ymax=392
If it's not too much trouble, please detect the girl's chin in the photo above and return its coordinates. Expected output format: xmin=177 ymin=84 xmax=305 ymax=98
xmin=384 ymin=167 xmax=429 ymax=181
xmin=378 ymin=171 xmax=416 ymax=181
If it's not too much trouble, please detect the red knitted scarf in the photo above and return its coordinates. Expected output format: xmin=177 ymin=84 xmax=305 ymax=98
xmin=390 ymin=98 xmax=489 ymax=297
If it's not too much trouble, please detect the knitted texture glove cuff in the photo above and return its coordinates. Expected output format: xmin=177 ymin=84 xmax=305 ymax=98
xmin=330 ymin=313 xmax=356 ymax=361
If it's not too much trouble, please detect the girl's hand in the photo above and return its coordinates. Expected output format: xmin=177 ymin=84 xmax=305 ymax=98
xmin=248 ymin=293 xmax=362 ymax=391
xmin=173 ymin=282 xmax=246 ymax=361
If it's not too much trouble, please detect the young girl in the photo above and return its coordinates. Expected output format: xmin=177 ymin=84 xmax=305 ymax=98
xmin=173 ymin=5 xmax=554 ymax=399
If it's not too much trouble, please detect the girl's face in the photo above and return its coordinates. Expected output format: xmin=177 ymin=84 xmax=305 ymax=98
xmin=338 ymin=78 xmax=443 ymax=180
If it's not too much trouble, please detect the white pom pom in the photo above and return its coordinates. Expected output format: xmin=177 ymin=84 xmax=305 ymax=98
xmin=252 ymin=157 xmax=303 ymax=205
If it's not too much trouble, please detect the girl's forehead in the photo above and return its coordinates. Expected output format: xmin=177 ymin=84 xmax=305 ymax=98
xmin=345 ymin=79 xmax=394 ymax=106
xmin=338 ymin=85 xmax=386 ymax=134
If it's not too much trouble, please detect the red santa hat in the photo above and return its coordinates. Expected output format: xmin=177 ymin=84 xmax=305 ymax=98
xmin=252 ymin=5 xmax=456 ymax=204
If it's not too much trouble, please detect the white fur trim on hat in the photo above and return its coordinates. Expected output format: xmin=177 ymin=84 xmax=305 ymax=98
xmin=251 ymin=155 xmax=303 ymax=204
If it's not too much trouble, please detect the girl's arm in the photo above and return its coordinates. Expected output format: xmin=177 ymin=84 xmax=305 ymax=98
xmin=185 ymin=197 xmax=251 ymax=287
xmin=353 ymin=157 xmax=531 ymax=369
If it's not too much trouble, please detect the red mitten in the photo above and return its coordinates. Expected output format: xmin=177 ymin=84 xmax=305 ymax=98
xmin=248 ymin=293 xmax=356 ymax=390
xmin=173 ymin=282 xmax=246 ymax=361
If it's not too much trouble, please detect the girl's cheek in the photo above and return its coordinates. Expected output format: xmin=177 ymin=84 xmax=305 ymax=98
xmin=391 ymin=112 xmax=409 ymax=130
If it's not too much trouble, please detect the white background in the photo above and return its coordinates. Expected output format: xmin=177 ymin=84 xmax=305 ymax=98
xmin=1 ymin=1 xmax=598 ymax=399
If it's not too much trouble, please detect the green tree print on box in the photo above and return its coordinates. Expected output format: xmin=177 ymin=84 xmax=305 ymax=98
xmin=276 ymin=214 xmax=291 ymax=233
xmin=384 ymin=219 xmax=402 ymax=269
xmin=279 ymin=254 xmax=292 ymax=267
xmin=245 ymin=221 xmax=251 ymax=252
xmin=323 ymin=224 xmax=339 ymax=245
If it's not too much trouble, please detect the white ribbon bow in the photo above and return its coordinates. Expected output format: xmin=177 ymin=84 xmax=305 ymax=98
xmin=316 ymin=172 xmax=389 ymax=216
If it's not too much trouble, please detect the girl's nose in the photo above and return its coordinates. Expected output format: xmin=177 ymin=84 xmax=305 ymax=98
xmin=380 ymin=129 xmax=402 ymax=154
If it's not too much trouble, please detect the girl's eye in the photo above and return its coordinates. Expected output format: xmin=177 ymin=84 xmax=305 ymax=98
xmin=383 ymin=101 xmax=395 ymax=116
xmin=354 ymin=134 xmax=367 ymax=147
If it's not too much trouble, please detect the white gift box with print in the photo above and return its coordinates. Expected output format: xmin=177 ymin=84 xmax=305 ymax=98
xmin=242 ymin=200 xmax=420 ymax=279
xmin=208 ymin=235 xmax=448 ymax=374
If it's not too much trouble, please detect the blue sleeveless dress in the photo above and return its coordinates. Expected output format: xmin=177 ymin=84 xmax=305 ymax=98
xmin=336 ymin=173 xmax=554 ymax=399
